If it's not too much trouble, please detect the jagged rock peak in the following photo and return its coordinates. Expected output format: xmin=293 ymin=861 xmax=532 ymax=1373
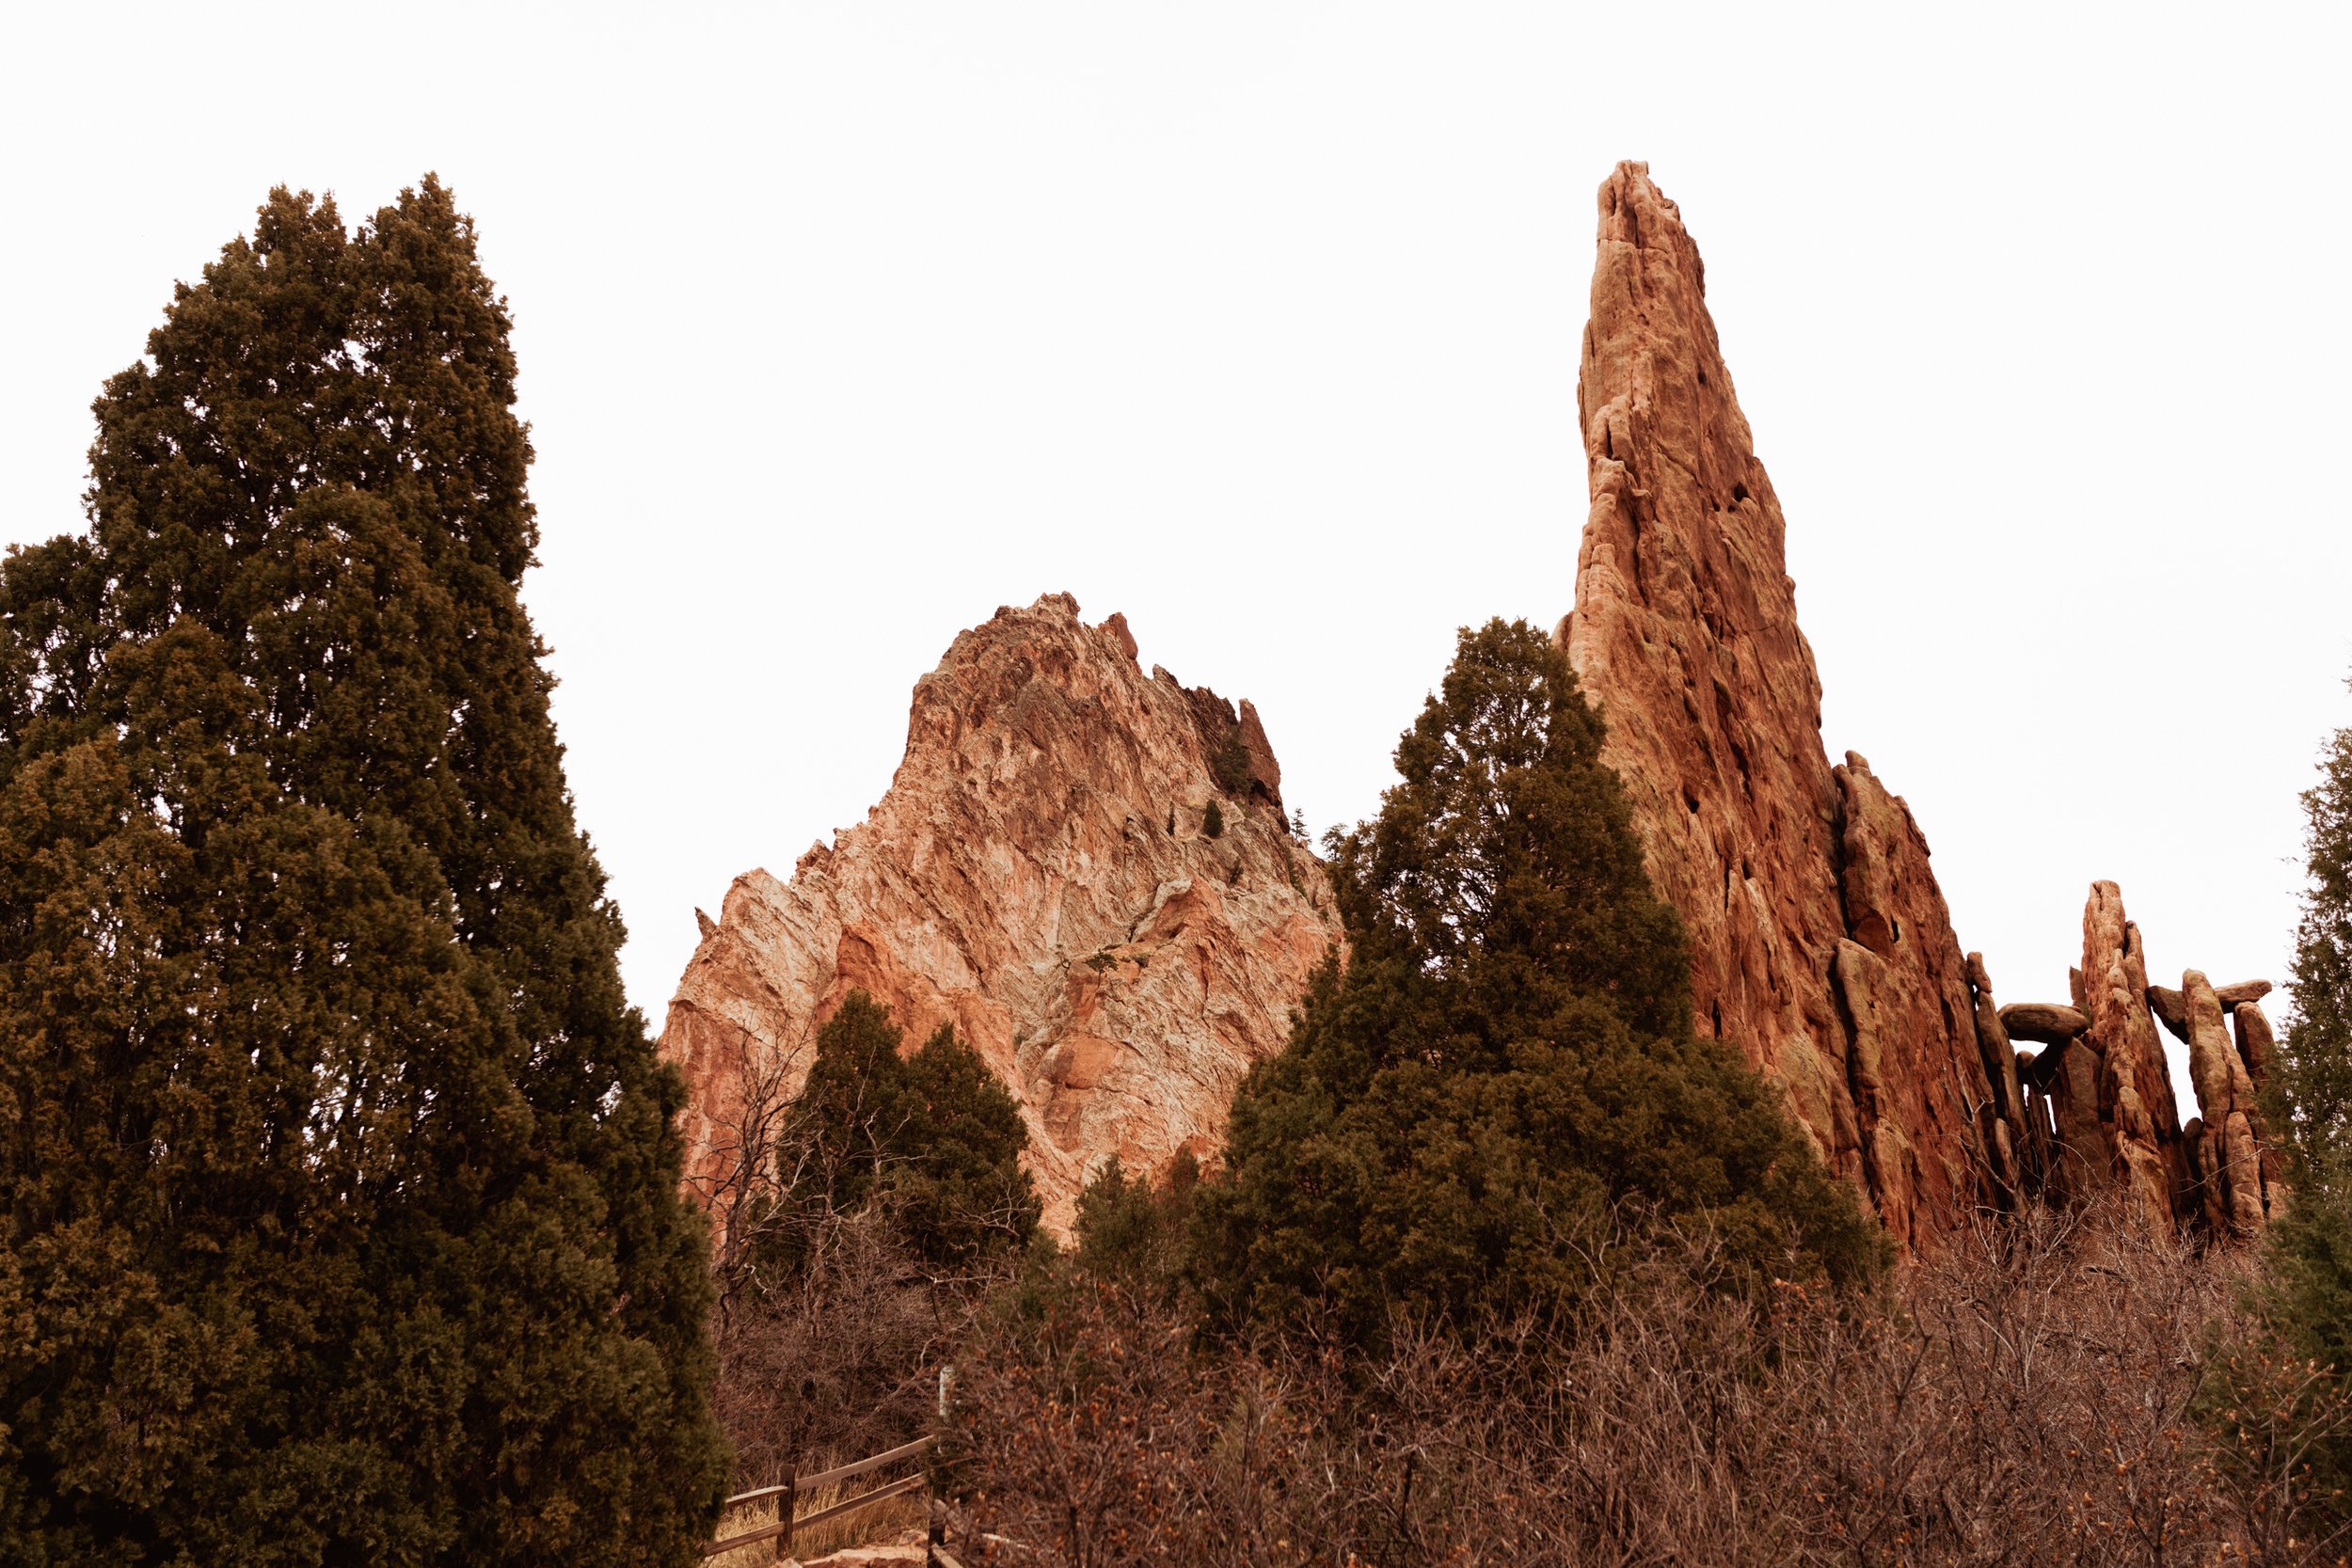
xmin=1562 ymin=162 xmax=2003 ymax=1246
xmin=660 ymin=593 xmax=1341 ymax=1233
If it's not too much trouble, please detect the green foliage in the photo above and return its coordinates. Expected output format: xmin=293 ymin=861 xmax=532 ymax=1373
xmin=1190 ymin=620 xmax=1881 ymax=1344
xmin=777 ymin=992 xmax=1041 ymax=1268
xmin=1211 ymin=726 xmax=1253 ymax=794
xmin=1202 ymin=800 xmax=1225 ymax=839
xmin=0 ymin=182 xmax=726 ymax=1565
xmin=2217 ymin=702 xmax=2352 ymax=1527
xmin=1073 ymin=1153 xmax=1199 ymax=1297
xmin=2282 ymin=705 xmax=2352 ymax=1176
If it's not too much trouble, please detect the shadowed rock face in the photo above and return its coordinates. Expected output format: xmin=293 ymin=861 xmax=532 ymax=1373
xmin=1560 ymin=161 xmax=2003 ymax=1247
xmin=660 ymin=594 xmax=1341 ymax=1233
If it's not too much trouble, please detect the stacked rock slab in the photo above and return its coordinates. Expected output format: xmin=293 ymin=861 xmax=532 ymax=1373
xmin=660 ymin=594 xmax=1341 ymax=1233
xmin=1992 ymin=887 xmax=2284 ymax=1239
xmin=1559 ymin=162 xmax=2008 ymax=1247
xmin=2179 ymin=973 xmax=2278 ymax=1232
xmin=2152 ymin=974 xmax=2286 ymax=1233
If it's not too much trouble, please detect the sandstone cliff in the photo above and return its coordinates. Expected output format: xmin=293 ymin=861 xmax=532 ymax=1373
xmin=1560 ymin=162 xmax=2010 ymax=1246
xmin=660 ymin=594 xmax=1340 ymax=1232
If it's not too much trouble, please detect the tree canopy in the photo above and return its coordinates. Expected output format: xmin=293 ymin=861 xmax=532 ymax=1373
xmin=1189 ymin=619 xmax=1881 ymax=1343
xmin=0 ymin=181 xmax=726 ymax=1566
xmin=772 ymin=991 xmax=1040 ymax=1270
xmin=2233 ymin=701 xmax=2352 ymax=1512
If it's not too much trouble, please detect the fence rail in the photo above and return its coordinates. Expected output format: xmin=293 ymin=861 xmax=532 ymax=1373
xmin=698 ymin=1433 xmax=939 ymax=1560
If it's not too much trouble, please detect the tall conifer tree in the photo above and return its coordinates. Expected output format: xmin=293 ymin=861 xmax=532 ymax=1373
xmin=2229 ymin=706 xmax=2352 ymax=1513
xmin=1191 ymin=621 xmax=1881 ymax=1343
xmin=0 ymin=182 xmax=727 ymax=1566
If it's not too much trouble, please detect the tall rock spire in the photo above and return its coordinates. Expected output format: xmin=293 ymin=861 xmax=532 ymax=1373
xmin=1562 ymin=162 xmax=2008 ymax=1245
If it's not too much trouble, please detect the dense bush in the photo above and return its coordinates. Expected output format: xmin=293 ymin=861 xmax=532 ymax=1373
xmin=1189 ymin=620 xmax=1881 ymax=1343
xmin=1071 ymin=1153 xmax=1198 ymax=1299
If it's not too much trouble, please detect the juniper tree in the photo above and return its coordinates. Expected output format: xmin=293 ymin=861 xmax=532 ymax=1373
xmin=772 ymin=991 xmax=1039 ymax=1270
xmin=0 ymin=182 xmax=727 ymax=1566
xmin=2225 ymin=703 xmax=2352 ymax=1515
xmin=2281 ymin=708 xmax=2352 ymax=1180
xmin=1190 ymin=620 xmax=1880 ymax=1344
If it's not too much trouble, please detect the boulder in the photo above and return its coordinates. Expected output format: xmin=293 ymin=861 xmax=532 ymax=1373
xmin=1998 ymin=1003 xmax=2090 ymax=1046
xmin=2233 ymin=1000 xmax=2278 ymax=1090
xmin=2149 ymin=979 xmax=2270 ymax=1043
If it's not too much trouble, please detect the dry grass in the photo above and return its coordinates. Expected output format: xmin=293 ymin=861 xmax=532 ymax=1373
xmin=705 ymin=1474 xmax=930 ymax=1567
xmin=940 ymin=1203 xmax=2352 ymax=1567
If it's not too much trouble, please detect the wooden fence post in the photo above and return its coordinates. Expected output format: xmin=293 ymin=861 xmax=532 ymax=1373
xmin=776 ymin=1467 xmax=795 ymax=1564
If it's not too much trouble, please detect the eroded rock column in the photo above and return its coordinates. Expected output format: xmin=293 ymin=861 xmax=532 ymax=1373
xmin=2065 ymin=882 xmax=2190 ymax=1230
xmin=2180 ymin=971 xmax=2285 ymax=1233
xmin=1562 ymin=161 xmax=1997 ymax=1246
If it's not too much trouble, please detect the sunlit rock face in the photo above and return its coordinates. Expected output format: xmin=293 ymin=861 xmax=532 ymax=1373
xmin=660 ymin=594 xmax=1340 ymax=1234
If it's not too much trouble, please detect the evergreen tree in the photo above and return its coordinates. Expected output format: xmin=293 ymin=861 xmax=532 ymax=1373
xmin=0 ymin=182 xmax=727 ymax=1566
xmin=2282 ymin=709 xmax=2352 ymax=1178
xmin=2229 ymin=705 xmax=2352 ymax=1513
xmin=1190 ymin=621 xmax=1881 ymax=1343
xmin=1071 ymin=1152 xmax=1199 ymax=1297
xmin=775 ymin=991 xmax=1040 ymax=1268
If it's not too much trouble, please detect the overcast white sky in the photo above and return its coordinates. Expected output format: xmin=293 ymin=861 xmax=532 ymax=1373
xmin=5 ymin=5 xmax=2347 ymax=1105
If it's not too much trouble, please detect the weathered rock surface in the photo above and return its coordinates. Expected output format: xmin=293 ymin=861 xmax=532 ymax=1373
xmin=1559 ymin=161 xmax=2001 ymax=1245
xmin=2045 ymin=883 xmax=2191 ymax=1228
xmin=2180 ymin=972 xmax=2284 ymax=1233
xmin=2234 ymin=1001 xmax=2279 ymax=1092
xmin=1965 ymin=953 xmax=2036 ymax=1203
xmin=660 ymin=594 xmax=1341 ymax=1232
xmin=1998 ymin=1003 xmax=2090 ymax=1046
xmin=2149 ymin=979 xmax=2273 ymax=1043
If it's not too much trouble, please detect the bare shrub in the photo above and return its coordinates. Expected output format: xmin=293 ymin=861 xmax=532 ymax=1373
xmin=704 ymin=1018 xmax=1014 ymax=1497
xmin=714 ymin=1202 xmax=946 ymax=1485
xmin=944 ymin=1204 xmax=2352 ymax=1566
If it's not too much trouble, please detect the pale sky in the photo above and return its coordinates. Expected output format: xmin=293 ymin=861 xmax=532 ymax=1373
xmin=5 ymin=4 xmax=2346 ymax=1107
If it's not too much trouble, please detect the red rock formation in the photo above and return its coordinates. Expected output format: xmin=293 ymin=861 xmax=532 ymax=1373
xmin=2040 ymin=883 xmax=2191 ymax=1228
xmin=1964 ymin=951 xmax=2037 ymax=1201
xmin=1560 ymin=161 xmax=2002 ymax=1245
xmin=2180 ymin=971 xmax=2284 ymax=1233
xmin=660 ymin=594 xmax=1341 ymax=1232
xmin=2235 ymin=1002 xmax=2292 ymax=1213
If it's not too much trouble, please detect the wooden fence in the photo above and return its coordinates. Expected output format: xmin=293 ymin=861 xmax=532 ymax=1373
xmin=699 ymin=1433 xmax=964 ymax=1566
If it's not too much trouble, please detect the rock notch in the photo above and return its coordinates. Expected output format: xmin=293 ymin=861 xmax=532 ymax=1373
xmin=1559 ymin=162 xmax=2011 ymax=1245
xmin=660 ymin=594 xmax=1341 ymax=1232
